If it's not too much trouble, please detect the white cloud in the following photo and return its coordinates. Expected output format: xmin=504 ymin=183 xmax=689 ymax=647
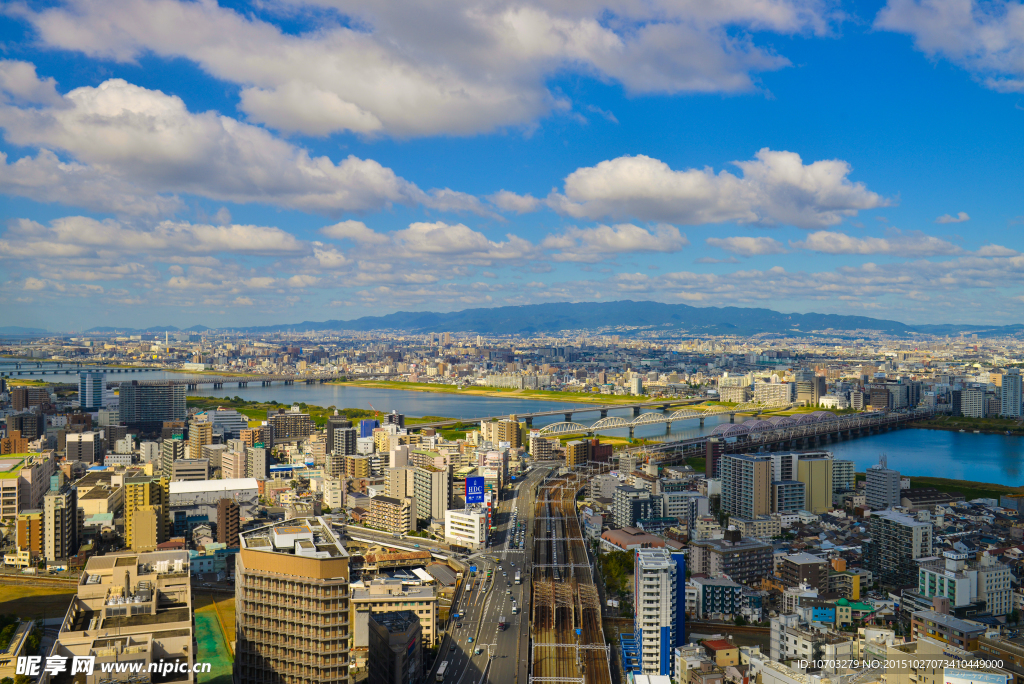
xmin=875 ymin=0 xmax=1024 ymax=92
xmin=706 ymin=236 xmax=787 ymax=256
xmin=0 ymin=75 xmax=486 ymax=215
xmin=14 ymin=0 xmax=837 ymax=137
xmin=0 ymin=60 xmax=63 ymax=105
xmin=791 ymin=229 xmax=962 ymax=256
xmin=936 ymin=211 xmax=970 ymax=223
xmin=977 ymin=244 xmax=1019 ymax=257
xmin=321 ymin=220 xmax=390 ymax=245
xmin=489 ymin=190 xmax=542 ymax=214
xmin=540 ymin=223 xmax=688 ymax=262
xmin=543 ymin=149 xmax=887 ymax=228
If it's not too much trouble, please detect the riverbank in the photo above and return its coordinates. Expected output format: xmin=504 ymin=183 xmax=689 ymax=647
xmin=855 ymin=472 xmax=1023 ymax=502
xmin=334 ymin=379 xmax=684 ymax=406
xmin=187 ymin=396 xmax=449 ymax=428
xmin=909 ymin=415 xmax=1024 ymax=436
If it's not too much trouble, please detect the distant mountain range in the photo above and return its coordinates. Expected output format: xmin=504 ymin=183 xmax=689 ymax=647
xmin=76 ymin=301 xmax=1024 ymax=337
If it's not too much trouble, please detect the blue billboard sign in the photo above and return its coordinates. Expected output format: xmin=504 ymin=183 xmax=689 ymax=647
xmin=466 ymin=477 xmax=485 ymax=504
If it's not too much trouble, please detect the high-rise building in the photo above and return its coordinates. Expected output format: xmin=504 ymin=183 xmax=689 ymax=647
xmin=16 ymin=509 xmax=43 ymax=560
xmin=217 ymin=498 xmax=240 ymax=547
xmin=161 ymin=438 xmax=186 ymax=479
xmin=688 ymin=530 xmax=773 ymax=584
xmin=634 ymin=548 xmax=685 ymax=677
xmin=326 ymin=414 xmax=354 ymax=455
xmin=43 ymin=485 xmax=80 ymax=562
xmin=235 ymin=517 xmax=350 ymax=684
xmin=386 ymin=465 xmax=448 ymax=524
xmin=11 ymin=386 xmax=50 ymax=412
xmin=1001 ymin=369 xmax=1023 ymax=418
xmin=119 ymin=381 xmax=187 ymax=431
xmin=333 ymin=427 xmax=358 ymax=457
xmin=771 ymin=480 xmax=805 ymax=514
xmin=566 ymin=440 xmax=587 ymax=468
xmin=796 ymin=455 xmax=833 ymax=513
xmin=613 ymin=486 xmax=662 ymax=528
xmin=368 ymin=496 xmax=415 ymax=534
xmin=496 ymin=418 xmax=523 ymax=448
xmin=124 ymin=475 xmax=170 ymax=551
xmin=65 ymin=431 xmax=101 ymax=463
xmin=267 ymin=408 xmax=315 ymax=443
xmin=78 ymin=371 xmax=105 ymax=411
xmin=705 ymin=437 xmax=725 ymax=478
xmin=961 ymin=388 xmax=987 ymax=418
xmin=383 ymin=411 xmax=405 ymax=429
xmin=189 ymin=420 xmax=213 ymax=459
xmin=720 ymin=454 xmax=771 ymax=520
xmin=368 ymin=611 xmax=422 ymax=684
xmin=794 ymin=370 xmax=826 ymax=406
xmin=865 ymin=464 xmax=902 ymax=510
xmin=863 ymin=509 xmax=933 ymax=588
xmin=832 ymin=459 xmax=856 ymax=494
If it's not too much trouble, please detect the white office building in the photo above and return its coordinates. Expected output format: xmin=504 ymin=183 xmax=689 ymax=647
xmin=444 ymin=508 xmax=489 ymax=550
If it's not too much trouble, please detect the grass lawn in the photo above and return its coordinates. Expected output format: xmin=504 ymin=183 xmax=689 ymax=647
xmin=0 ymin=584 xmax=75 ymax=620
xmin=910 ymin=415 xmax=1024 ymax=435
xmin=188 ymin=396 xmax=450 ymax=429
xmin=6 ymin=379 xmax=50 ymax=387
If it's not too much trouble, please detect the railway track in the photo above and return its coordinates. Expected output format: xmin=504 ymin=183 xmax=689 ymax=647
xmin=529 ymin=466 xmax=613 ymax=684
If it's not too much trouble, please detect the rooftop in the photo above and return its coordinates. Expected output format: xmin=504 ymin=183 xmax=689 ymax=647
xmin=370 ymin=610 xmax=419 ymax=633
xmin=784 ymin=552 xmax=828 ymax=565
xmin=0 ymin=456 xmax=27 ymax=478
xmin=912 ymin=610 xmax=986 ymax=633
xmin=169 ymin=477 xmax=259 ymax=494
xmin=240 ymin=516 xmax=348 ymax=559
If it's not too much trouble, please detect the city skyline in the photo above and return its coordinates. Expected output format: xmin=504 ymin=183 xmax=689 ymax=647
xmin=3 ymin=0 xmax=1024 ymax=329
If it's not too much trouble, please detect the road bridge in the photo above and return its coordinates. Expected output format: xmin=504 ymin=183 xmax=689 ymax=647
xmin=410 ymin=398 xmax=707 ymax=430
xmin=43 ymin=372 xmax=398 ymax=391
xmin=536 ymin=400 xmax=794 ymax=437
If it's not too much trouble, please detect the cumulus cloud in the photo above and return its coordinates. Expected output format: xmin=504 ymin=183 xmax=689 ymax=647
xmin=321 ymin=220 xmax=390 ymax=245
xmin=540 ymin=223 xmax=688 ymax=262
xmin=0 ymin=60 xmax=63 ymax=105
xmin=0 ymin=74 xmax=486 ymax=215
xmin=541 ymin=149 xmax=887 ymax=228
xmin=706 ymin=236 xmax=787 ymax=256
xmin=876 ymin=0 xmax=1024 ymax=92
xmin=14 ymin=0 xmax=837 ymax=137
xmin=936 ymin=211 xmax=970 ymax=223
xmin=489 ymin=190 xmax=543 ymax=214
xmin=791 ymin=229 xmax=962 ymax=256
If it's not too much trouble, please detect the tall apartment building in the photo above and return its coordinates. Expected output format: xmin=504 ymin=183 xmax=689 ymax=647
xmin=795 ymin=370 xmax=826 ymax=406
xmin=961 ymin=388 xmax=987 ymax=418
xmin=863 ymin=509 xmax=933 ymax=588
xmin=119 ymin=381 xmax=187 ymax=431
xmin=125 ymin=475 xmax=170 ymax=551
xmin=634 ymin=549 xmax=686 ymax=677
xmin=1001 ymin=369 xmax=1023 ymax=418
xmin=267 ymin=409 xmax=315 ymax=443
xmin=17 ymin=509 xmax=43 ymax=560
xmin=217 ymin=498 xmax=240 ymax=547
xmin=160 ymin=438 xmax=186 ymax=479
xmin=917 ymin=551 xmax=1013 ymax=616
xmin=189 ymin=420 xmax=213 ymax=459
xmin=720 ymin=454 xmax=771 ymax=520
xmin=613 ymin=486 xmax=662 ymax=528
xmin=332 ymin=427 xmax=358 ymax=457
xmin=11 ymin=386 xmax=50 ymax=411
xmin=832 ymin=459 xmax=855 ymax=493
xmin=753 ymin=381 xmax=795 ymax=405
xmin=326 ymin=414 xmax=353 ymax=455
xmin=778 ymin=552 xmax=830 ymax=590
xmin=78 ymin=370 xmax=105 ymax=411
xmin=240 ymin=424 xmax=273 ymax=449
xmin=866 ymin=464 xmax=902 ymax=510
xmin=368 ymin=611 xmax=422 ymax=684
xmin=368 ymin=496 xmax=415 ymax=534
xmin=235 ymin=517 xmax=351 ymax=684
xmin=497 ymin=418 xmax=523 ymax=448
xmin=771 ymin=480 xmax=805 ymax=514
xmin=705 ymin=437 xmax=725 ymax=478
xmin=65 ymin=432 xmax=101 ymax=463
xmin=0 ymin=429 xmax=28 ymax=455
xmin=43 ymin=551 xmax=195 ymax=684
xmin=43 ymin=484 xmax=80 ymax=562
xmin=688 ymin=530 xmax=773 ymax=585
xmin=385 ymin=465 xmax=449 ymax=523
xmin=566 ymin=440 xmax=587 ymax=468
xmin=796 ymin=455 xmax=833 ymax=513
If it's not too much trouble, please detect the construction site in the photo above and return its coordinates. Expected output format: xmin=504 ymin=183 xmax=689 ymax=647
xmin=530 ymin=467 xmax=613 ymax=684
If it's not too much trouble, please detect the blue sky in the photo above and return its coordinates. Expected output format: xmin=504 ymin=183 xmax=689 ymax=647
xmin=1 ymin=0 xmax=1024 ymax=330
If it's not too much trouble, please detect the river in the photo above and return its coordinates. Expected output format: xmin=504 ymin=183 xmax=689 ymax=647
xmin=7 ymin=365 xmax=1022 ymax=486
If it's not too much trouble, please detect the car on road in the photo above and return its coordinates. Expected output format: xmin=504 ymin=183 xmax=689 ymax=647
xmin=510 ymin=562 xmax=515 ymax=567
xmin=450 ymin=644 xmax=456 ymax=650
xmin=468 ymin=637 xmax=474 ymax=644
xmin=474 ymin=648 xmax=482 ymax=656
xmin=456 ymin=623 xmax=463 ymax=628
